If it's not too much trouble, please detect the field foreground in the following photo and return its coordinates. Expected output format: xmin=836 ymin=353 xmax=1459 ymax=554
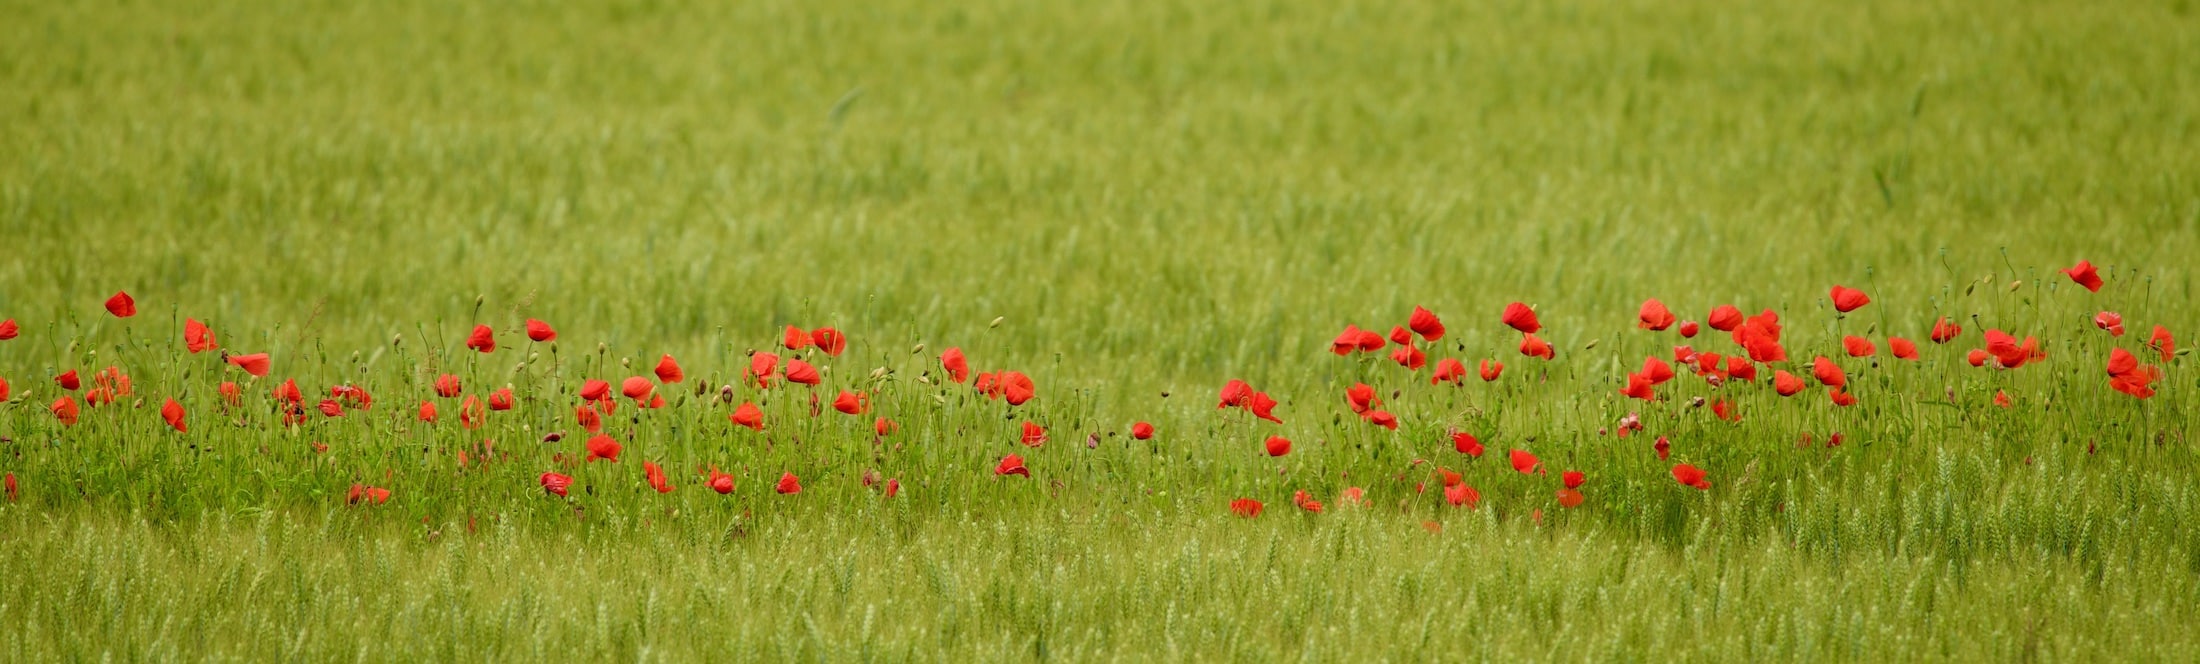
xmin=5 ymin=0 xmax=2200 ymax=660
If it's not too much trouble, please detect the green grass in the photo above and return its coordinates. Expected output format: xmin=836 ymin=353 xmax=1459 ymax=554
xmin=3 ymin=0 xmax=2200 ymax=659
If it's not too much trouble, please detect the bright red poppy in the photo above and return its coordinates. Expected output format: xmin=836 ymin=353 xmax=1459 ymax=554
xmin=783 ymin=326 xmax=811 ymax=350
xmin=1388 ymin=326 xmax=1413 ymax=347
xmin=1248 ymin=391 xmax=1281 ymax=423
xmin=487 ymin=388 xmax=514 ymax=411
xmin=1994 ymin=391 xmax=2013 ymax=408
xmin=655 ymin=355 xmax=684 ymax=384
xmin=1444 ymin=483 xmax=1480 ymax=508
xmin=2062 ymin=259 xmax=2103 ymax=292
xmin=1331 ymin=324 xmax=1380 ymax=355
xmin=748 ymin=353 xmax=779 ymax=388
xmin=1638 ymin=299 xmax=1675 ymax=331
xmin=1653 ymin=436 xmax=1671 ymax=460
xmin=941 ymin=347 xmax=970 ymax=383
xmin=55 ymin=370 xmax=80 ymax=391
xmin=1502 ymin=302 xmax=1541 ymax=334
xmin=1021 ymin=421 xmax=1048 ymax=446
xmin=1773 ymin=370 xmax=1805 ymax=396
xmin=1519 ymin=334 xmax=1554 ymax=360
xmin=105 ymin=291 xmax=136 ymax=318
xmin=874 ymin=417 xmax=896 ymax=436
xmin=811 ymin=328 xmax=847 ymax=356
xmin=1678 ymin=321 xmax=1700 ymax=338
xmin=1264 ymin=436 xmax=1291 ymax=457
xmin=2094 ymin=312 xmax=2125 ymax=337
xmin=999 ymin=371 xmax=1036 ymax=405
xmin=1843 ymin=336 xmax=1876 ymax=358
xmin=1363 ymin=410 xmax=1399 ymax=430
xmin=160 ymin=399 xmax=186 ymax=432
xmin=1293 ymin=490 xmax=1325 ymax=513
xmin=1619 ymin=373 xmax=1655 ymax=401
xmin=465 ymin=325 xmax=495 ymax=353
xmin=619 ymin=376 xmax=653 ymax=401
xmin=1829 ymin=286 xmax=1870 ymax=313
xmin=1889 ymin=337 xmax=1919 ymax=360
xmin=1409 ymin=306 xmax=1446 ymax=341
xmin=0 ymin=318 xmax=16 ymax=340
xmin=1671 ymin=464 xmax=1710 ymax=490
xmin=1510 ymin=449 xmax=1541 ymax=474
xmin=1390 ymin=344 xmax=1427 ymax=371
xmin=182 ymin=318 xmax=218 ymax=353
xmin=1344 ymin=383 xmax=1380 ymax=415
xmin=709 ymin=468 xmax=736 ymax=494
xmin=731 ymin=402 xmax=764 ymax=430
xmin=272 ymin=378 xmax=302 ymax=404
xmin=1930 ymin=317 xmax=1962 ymax=344
xmin=1706 ymin=305 xmax=1743 ymax=332
xmin=1725 ymin=356 xmax=1757 ymax=382
xmin=51 ymin=396 xmax=78 ymax=425
xmin=419 ymin=400 xmax=438 ymax=423
xmin=0 ymin=376 xmax=10 ymax=403
xmin=1230 ymin=498 xmax=1264 ymax=518
xmin=1830 ymin=389 xmax=1858 ymax=407
xmin=783 ymin=359 xmax=822 ymax=386
xmin=315 ymin=399 xmax=343 ymax=418
xmin=2150 ymin=326 xmax=2175 ymax=363
xmin=525 ymin=318 xmax=556 ymax=342
xmin=1132 ymin=422 xmax=1155 ymax=440
xmin=2107 ymin=347 xmax=2141 ymax=378
xmin=459 ymin=394 xmax=485 ymax=429
xmin=775 ymin=472 xmax=802 ymax=494
xmin=1556 ymin=489 xmax=1585 ymax=508
xmin=1479 ymin=359 xmax=1503 ymax=382
xmin=1712 ymin=399 xmax=1740 ymax=422
xmin=1219 ymin=380 xmax=1252 ymax=408
xmin=1967 ymin=349 xmax=1989 ymax=367
xmin=995 ymin=454 xmax=1030 ymax=477
xmin=1641 ymin=356 xmax=1675 ymax=385
xmin=832 ymin=390 xmax=868 ymax=415
xmin=540 ymin=472 xmax=574 ymax=497
xmin=1561 ymin=471 xmax=1585 ymax=490
xmin=1812 ymin=356 xmax=1847 ymax=388
xmin=644 ymin=460 xmax=675 ymax=493
xmin=586 ymin=434 xmax=621 ymax=462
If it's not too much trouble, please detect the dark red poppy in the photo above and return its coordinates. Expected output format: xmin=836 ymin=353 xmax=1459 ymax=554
xmin=775 ymin=472 xmax=802 ymax=494
xmin=1219 ymin=379 xmax=1252 ymax=408
xmin=488 ymin=388 xmax=514 ymax=411
xmin=1264 ymin=436 xmax=1291 ymax=457
xmin=1021 ymin=421 xmax=1047 ymax=447
xmin=1230 ymin=498 xmax=1264 ymax=518
xmin=182 ymin=318 xmax=218 ymax=353
xmin=1653 ymin=436 xmax=1670 ymax=460
xmin=1672 ymin=464 xmax=1710 ymax=489
xmin=1388 ymin=326 xmax=1413 ymax=347
xmin=51 ymin=395 xmax=79 ymax=425
xmin=1843 ymin=336 xmax=1876 ymax=358
xmin=585 ymin=434 xmax=621 ymax=462
xmin=1364 ymin=410 xmax=1399 ymax=430
xmin=1519 ymin=334 xmax=1553 ymax=360
xmin=783 ymin=326 xmax=811 ymax=350
xmin=105 ymin=291 xmax=136 ymax=318
xmin=708 ymin=468 xmax=736 ymax=494
xmin=994 ymin=454 xmax=1030 ymax=477
xmin=1431 ymin=358 xmax=1467 ymax=385
xmin=1444 ymin=483 xmax=1481 ymax=508
xmin=1638 ymin=299 xmax=1676 ymax=331
xmin=2150 ymin=326 xmax=2176 ymax=363
xmin=941 ymin=347 xmax=970 ymax=383
xmin=1812 ymin=356 xmax=1846 ymax=388
xmin=465 ymin=325 xmax=495 ymax=353
xmin=55 ymin=370 xmax=80 ymax=391
xmin=832 ymin=390 xmax=868 ymax=415
xmin=1678 ymin=321 xmax=1700 ymax=338
xmin=418 ymin=400 xmax=438 ymax=423
xmin=1510 ymin=449 xmax=1541 ymax=474
xmin=160 ymin=399 xmax=186 ymax=432
xmin=655 ymin=354 xmax=684 ymax=384
xmin=1248 ymin=391 xmax=1281 ymax=423
xmin=1339 ymin=384 xmax=1378 ymax=417
xmin=525 ymin=318 xmax=556 ymax=342
xmin=1773 ymin=370 xmax=1805 ymax=396
xmin=2062 ymin=260 xmax=2103 ymax=292
xmin=1409 ymin=306 xmax=1446 ymax=341
xmin=540 ymin=472 xmax=574 ymax=497
xmin=0 ymin=318 xmax=16 ymax=340
xmin=811 ymin=328 xmax=847 ymax=356
xmin=1479 ymin=359 xmax=1503 ymax=382
xmin=1502 ymin=302 xmax=1541 ymax=334
xmin=782 ymin=359 xmax=822 ymax=386
xmin=1889 ymin=337 xmax=1919 ymax=360
xmin=1829 ymin=286 xmax=1870 ymax=313
xmin=1390 ymin=344 xmax=1427 ymax=371
xmin=1451 ymin=430 xmax=1483 ymax=456
xmin=644 ymin=460 xmax=674 ymax=493
xmin=1132 ymin=422 xmax=1155 ymax=440
xmin=1706 ymin=305 xmax=1743 ymax=332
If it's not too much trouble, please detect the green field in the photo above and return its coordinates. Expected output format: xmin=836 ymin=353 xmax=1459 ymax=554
xmin=4 ymin=0 xmax=2200 ymax=659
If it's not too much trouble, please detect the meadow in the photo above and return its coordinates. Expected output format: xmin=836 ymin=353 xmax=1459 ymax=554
xmin=4 ymin=0 xmax=2200 ymax=660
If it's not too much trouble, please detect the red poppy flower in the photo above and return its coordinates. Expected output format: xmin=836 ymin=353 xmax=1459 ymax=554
xmin=1829 ymin=286 xmax=1870 ymax=313
xmin=1984 ymin=329 xmax=2034 ymax=368
xmin=1388 ymin=326 xmax=1413 ymax=347
xmin=783 ymin=359 xmax=822 ymax=386
xmin=1218 ymin=379 xmax=1253 ymax=408
xmin=941 ymin=347 xmax=970 ymax=383
xmin=160 ymin=399 xmax=186 ymax=432
xmin=1673 ymin=345 xmax=1697 ymax=365
xmin=1442 ymin=430 xmax=1481 ymax=458
xmin=1519 ymin=334 xmax=1554 ymax=360
xmin=51 ymin=396 xmax=78 ymax=425
xmin=639 ymin=460 xmax=675 ymax=493
xmin=0 ymin=318 xmax=16 ymax=340
xmin=55 ymin=370 xmax=80 ymax=391
xmin=1553 ymin=488 xmax=1584 ymax=508
xmin=311 ymin=398 xmax=341 ymax=418
xmin=1619 ymin=373 xmax=1655 ymax=401
xmin=708 ymin=468 xmax=736 ymax=494
xmin=105 ymin=291 xmax=136 ymax=318
xmin=213 ymin=381 xmax=238 ymax=407
xmin=1812 ymin=356 xmax=1846 ymax=388
xmin=1829 ymin=389 xmax=1858 ymax=407
xmin=1843 ymin=336 xmax=1876 ymax=358
xmin=182 ymin=318 xmax=218 ymax=353
xmin=2062 ymin=259 xmax=2103 ymax=292
xmin=1390 ymin=344 xmax=1427 ymax=371
xmin=748 ymin=353 xmax=780 ymax=388
xmin=488 ymin=388 xmax=514 ymax=411
xmin=1501 ymin=302 xmax=1541 ymax=334
xmin=1706 ymin=305 xmax=1743 ymax=332
xmin=459 ymin=394 xmax=485 ymax=429
xmin=811 ymin=328 xmax=847 ymax=356
xmin=775 ymin=472 xmax=802 ymax=494
xmin=2150 ymin=326 xmax=2175 ymax=363
xmin=272 ymin=378 xmax=303 ymax=404
xmin=1509 ymin=449 xmax=1541 ymax=474
xmin=1992 ymin=390 xmax=2013 ymax=408
xmin=2106 ymin=348 xmax=2147 ymax=380
xmin=525 ymin=318 xmax=556 ymax=342
xmin=0 ymin=376 xmax=10 ymax=403
xmin=585 ymin=434 xmax=621 ymax=462
xmin=832 ymin=390 xmax=868 ymax=415
xmin=1712 ymin=399 xmax=1740 ymax=422
xmin=5 ymin=473 xmax=16 ymax=501
xmin=1339 ymin=487 xmax=1366 ymax=507
xmin=1558 ymin=470 xmax=1585 ymax=490
xmin=1638 ymin=299 xmax=1676 ymax=331
xmin=1966 ymin=349 xmax=1988 ymax=367
xmin=782 ymin=326 xmax=811 ymax=350
xmin=654 ymin=354 xmax=684 ymax=384
xmin=1000 ymin=371 xmax=1037 ymax=405
xmin=1364 ymin=410 xmax=1399 ymax=430
xmin=1641 ymin=356 xmax=1675 ymax=385
xmin=1889 ymin=337 xmax=1919 ymax=360
xmin=1725 ymin=356 xmax=1757 ymax=382
xmin=994 ymin=454 xmax=1030 ymax=477
xmin=1264 ymin=435 xmax=1291 ymax=457
xmin=1293 ymin=490 xmax=1325 ymax=513
xmin=1479 ymin=359 xmax=1504 ymax=382
xmin=1331 ymin=324 xmax=1380 ymax=355
xmin=418 ymin=400 xmax=438 ymax=423
xmin=1420 ymin=357 xmax=1466 ymax=385
xmin=1020 ymin=421 xmax=1047 ymax=446
xmin=618 ymin=377 xmax=652 ymax=401
xmin=1916 ymin=319 xmax=1954 ymax=347
xmin=1444 ymin=483 xmax=1481 ymax=508
xmin=1653 ymin=436 xmax=1671 ymax=460
xmin=645 ymin=393 xmax=665 ymax=409
xmin=465 ymin=325 xmax=495 ymax=353
xmin=1230 ymin=498 xmax=1264 ymax=518
xmin=870 ymin=417 xmax=895 ymax=437
xmin=540 ymin=472 xmax=574 ymax=497
xmin=1409 ymin=306 xmax=1446 ymax=341
xmin=421 ymin=375 xmax=457 ymax=400
xmin=1131 ymin=422 xmax=1155 ymax=440
xmin=1771 ymin=370 xmax=1805 ymax=396
xmin=2092 ymin=311 xmax=2125 ymax=337
xmin=1678 ymin=321 xmax=1700 ymax=338
xmin=1326 ymin=386 xmax=1371 ymax=421
xmin=1248 ymin=391 xmax=1282 ymax=423
xmin=1671 ymin=464 xmax=1710 ymax=489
